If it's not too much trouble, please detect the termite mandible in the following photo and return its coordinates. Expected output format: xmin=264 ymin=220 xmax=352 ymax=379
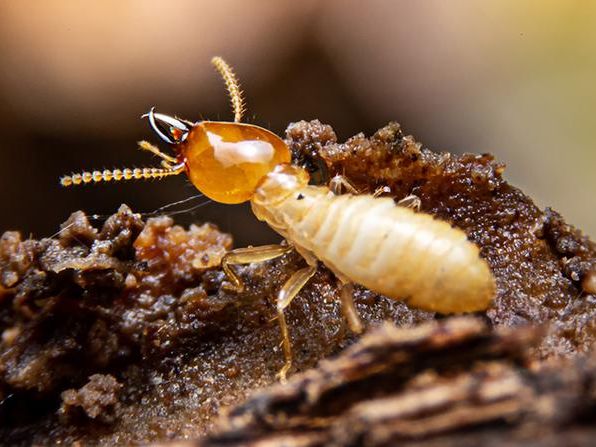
xmin=61 ymin=57 xmax=495 ymax=380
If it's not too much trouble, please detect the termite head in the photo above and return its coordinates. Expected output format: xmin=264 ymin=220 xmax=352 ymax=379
xmin=138 ymin=107 xmax=296 ymax=205
xmin=59 ymin=56 xmax=295 ymax=204
xmin=175 ymin=120 xmax=293 ymax=204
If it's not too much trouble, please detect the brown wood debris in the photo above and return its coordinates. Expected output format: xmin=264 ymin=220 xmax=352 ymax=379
xmin=201 ymin=318 xmax=594 ymax=447
xmin=0 ymin=120 xmax=594 ymax=445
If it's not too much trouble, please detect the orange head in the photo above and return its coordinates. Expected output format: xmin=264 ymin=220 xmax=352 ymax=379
xmin=145 ymin=110 xmax=292 ymax=204
xmin=178 ymin=121 xmax=291 ymax=204
xmin=59 ymin=56 xmax=292 ymax=203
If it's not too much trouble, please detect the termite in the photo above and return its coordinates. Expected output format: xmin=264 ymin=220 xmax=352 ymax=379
xmin=60 ymin=57 xmax=495 ymax=380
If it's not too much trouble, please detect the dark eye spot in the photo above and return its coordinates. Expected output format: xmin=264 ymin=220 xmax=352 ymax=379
xmin=297 ymin=193 xmax=305 ymax=200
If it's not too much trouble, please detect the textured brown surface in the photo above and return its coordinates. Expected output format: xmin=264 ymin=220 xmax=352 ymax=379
xmin=200 ymin=318 xmax=595 ymax=447
xmin=60 ymin=374 xmax=122 ymax=422
xmin=0 ymin=121 xmax=594 ymax=445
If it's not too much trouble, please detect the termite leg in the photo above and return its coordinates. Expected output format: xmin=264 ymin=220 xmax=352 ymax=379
xmin=339 ymin=282 xmax=363 ymax=334
xmin=329 ymin=174 xmax=360 ymax=195
xmin=138 ymin=140 xmax=178 ymax=164
xmin=221 ymin=244 xmax=294 ymax=292
xmin=373 ymin=185 xmax=392 ymax=198
xmin=275 ymin=264 xmax=317 ymax=382
xmin=397 ymin=194 xmax=421 ymax=211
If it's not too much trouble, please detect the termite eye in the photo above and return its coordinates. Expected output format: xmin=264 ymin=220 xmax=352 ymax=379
xmin=143 ymin=107 xmax=190 ymax=145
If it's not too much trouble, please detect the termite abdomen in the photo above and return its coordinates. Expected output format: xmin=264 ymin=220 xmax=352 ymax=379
xmin=253 ymin=179 xmax=495 ymax=314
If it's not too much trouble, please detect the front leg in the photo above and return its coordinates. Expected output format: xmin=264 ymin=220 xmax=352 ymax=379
xmin=221 ymin=243 xmax=317 ymax=382
xmin=221 ymin=244 xmax=293 ymax=292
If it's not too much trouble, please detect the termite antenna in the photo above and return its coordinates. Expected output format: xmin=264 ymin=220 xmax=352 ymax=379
xmin=60 ymin=163 xmax=185 ymax=187
xmin=211 ymin=56 xmax=246 ymax=123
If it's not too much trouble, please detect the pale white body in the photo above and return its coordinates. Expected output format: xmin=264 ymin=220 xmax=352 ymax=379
xmin=252 ymin=172 xmax=495 ymax=314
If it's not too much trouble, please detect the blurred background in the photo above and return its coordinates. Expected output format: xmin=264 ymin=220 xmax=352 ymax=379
xmin=0 ymin=0 xmax=594 ymax=246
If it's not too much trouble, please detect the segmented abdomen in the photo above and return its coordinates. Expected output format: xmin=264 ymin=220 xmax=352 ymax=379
xmin=259 ymin=186 xmax=494 ymax=313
